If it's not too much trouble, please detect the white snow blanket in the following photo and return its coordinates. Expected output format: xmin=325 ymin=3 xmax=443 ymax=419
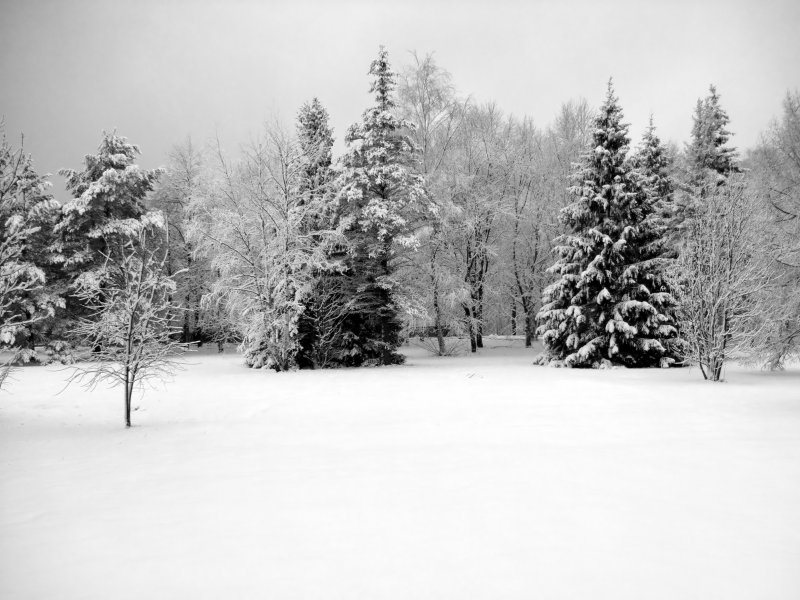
xmin=2 ymin=339 xmax=799 ymax=599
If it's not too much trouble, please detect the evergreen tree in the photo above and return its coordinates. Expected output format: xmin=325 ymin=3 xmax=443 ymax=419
xmin=54 ymin=131 xmax=164 ymax=277
xmin=674 ymin=87 xmax=741 ymax=238
xmin=634 ymin=117 xmax=675 ymax=211
xmin=685 ymin=85 xmax=739 ymax=179
xmin=294 ymin=98 xmax=338 ymax=368
xmin=633 ymin=116 xmax=679 ymax=244
xmin=0 ymin=123 xmax=62 ymax=373
xmin=536 ymin=82 xmax=677 ymax=368
xmin=296 ymin=97 xmax=335 ymax=201
xmin=337 ymin=46 xmax=427 ymax=366
xmin=51 ymin=132 xmax=164 ymax=339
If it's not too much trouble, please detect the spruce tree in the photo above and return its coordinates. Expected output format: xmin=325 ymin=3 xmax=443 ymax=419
xmin=0 ymin=124 xmax=62 ymax=368
xmin=633 ymin=117 xmax=679 ymax=241
xmin=296 ymin=97 xmax=335 ymax=201
xmin=686 ymin=85 xmax=739 ymax=179
xmin=294 ymin=98 xmax=337 ymax=368
xmin=51 ymin=132 xmax=164 ymax=342
xmin=674 ymin=86 xmax=740 ymax=236
xmin=536 ymin=82 xmax=677 ymax=368
xmin=54 ymin=131 xmax=164 ymax=276
xmin=337 ymin=47 xmax=427 ymax=366
xmin=634 ymin=117 xmax=675 ymax=211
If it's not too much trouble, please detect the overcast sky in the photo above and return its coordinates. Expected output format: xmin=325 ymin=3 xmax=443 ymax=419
xmin=2 ymin=0 xmax=799 ymax=202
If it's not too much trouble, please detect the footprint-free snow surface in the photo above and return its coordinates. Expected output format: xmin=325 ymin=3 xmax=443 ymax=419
xmin=2 ymin=339 xmax=800 ymax=599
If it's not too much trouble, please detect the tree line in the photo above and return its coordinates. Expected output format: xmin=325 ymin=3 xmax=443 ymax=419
xmin=2 ymin=47 xmax=799 ymax=398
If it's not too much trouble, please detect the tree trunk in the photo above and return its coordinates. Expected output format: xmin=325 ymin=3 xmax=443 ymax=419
xmin=699 ymin=362 xmax=709 ymax=380
xmin=511 ymin=301 xmax=517 ymax=336
xmin=433 ymin=283 xmax=445 ymax=356
xmin=713 ymin=361 xmax=723 ymax=381
xmin=124 ymin=367 xmax=132 ymax=428
xmin=475 ymin=289 xmax=484 ymax=348
xmin=182 ymin=312 xmax=191 ymax=344
xmin=380 ymin=253 xmax=392 ymax=365
xmin=519 ymin=295 xmax=533 ymax=347
xmin=463 ymin=305 xmax=477 ymax=353
xmin=381 ymin=317 xmax=391 ymax=365
xmin=525 ymin=313 xmax=533 ymax=348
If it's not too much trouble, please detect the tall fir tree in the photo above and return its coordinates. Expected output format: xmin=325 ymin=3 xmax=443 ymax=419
xmin=634 ymin=117 xmax=675 ymax=210
xmin=294 ymin=97 xmax=337 ymax=368
xmin=296 ymin=97 xmax=335 ymax=202
xmin=337 ymin=46 xmax=427 ymax=366
xmin=50 ymin=132 xmax=164 ymax=339
xmin=633 ymin=116 xmax=679 ymax=241
xmin=536 ymin=83 xmax=678 ymax=368
xmin=674 ymin=86 xmax=740 ymax=236
xmin=685 ymin=85 xmax=739 ymax=179
xmin=0 ymin=124 xmax=62 ymax=365
xmin=54 ymin=131 xmax=164 ymax=276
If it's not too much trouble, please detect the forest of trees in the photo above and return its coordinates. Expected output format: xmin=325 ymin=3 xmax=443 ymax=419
xmin=2 ymin=47 xmax=799 ymax=391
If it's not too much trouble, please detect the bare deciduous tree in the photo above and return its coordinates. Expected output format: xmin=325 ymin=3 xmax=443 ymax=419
xmin=750 ymin=90 xmax=800 ymax=368
xmin=396 ymin=51 xmax=469 ymax=355
xmin=66 ymin=214 xmax=185 ymax=426
xmin=189 ymin=120 xmax=343 ymax=371
xmin=670 ymin=177 xmax=775 ymax=380
xmin=150 ymin=136 xmax=212 ymax=344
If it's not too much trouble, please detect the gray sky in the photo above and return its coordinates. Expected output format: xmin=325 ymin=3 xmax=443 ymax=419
xmin=2 ymin=0 xmax=799 ymax=202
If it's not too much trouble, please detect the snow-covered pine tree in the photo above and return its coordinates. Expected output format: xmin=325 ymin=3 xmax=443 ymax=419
xmin=296 ymin=97 xmax=335 ymax=201
xmin=55 ymin=132 xmax=164 ymax=273
xmin=685 ymin=85 xmax=739 ymax=180
xmin=634 ymin=117 xmax=675 ymax=214
xmin=672 ymin=87 xmax=741 ymax=243
xmin=628 ymin=117 xmax=681 ymax=359
xmin=0 ymin=122 xmax=63 ymax=379
xmin=50 ymin=132 xmax=164 ymax=350
xmin=337 ymin=47 xmax=427 ymax=366
xmin=536 ymin=82 xmax=678 ymax=368
xmin=294 ymin=97 xmax=339 ymax=368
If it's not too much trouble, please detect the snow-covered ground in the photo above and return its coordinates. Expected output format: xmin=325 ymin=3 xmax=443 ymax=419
xmin=2 ymin=339 xmax=799 ymax=599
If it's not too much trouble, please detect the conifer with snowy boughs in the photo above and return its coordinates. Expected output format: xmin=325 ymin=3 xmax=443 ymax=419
xmin=633 ymin=117 xmax=675 ymax=212
xmin=673 ymin=86 xmax=741 ymax=232
xmin=686 ymin=85 xmax=739 ymax=180
xmin=631 ymin=117 xmax=679 ymax=243
xmin=337 ymin=47 xmax=427 ymax=366
xmin=294 ymin=98 xmax=338 ymax=368
xmin=0 ymin=123 xmax=63 ymax=377
xmin=49 ymin=132 xmax=164 ymax=349
xmin=55 ymin=132 xmax=165 ymax=276
xmin=536 ymin=82 xmax=678 ymax=368
xmin=296 ymin=97 xmax=335 ymax=202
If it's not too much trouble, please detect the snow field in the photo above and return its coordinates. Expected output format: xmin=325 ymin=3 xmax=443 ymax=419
xmin=1 ymin=339 xmax=800 ymax=599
